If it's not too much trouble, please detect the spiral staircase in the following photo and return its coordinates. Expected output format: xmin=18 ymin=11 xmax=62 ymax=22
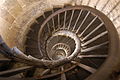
xmin=0 ymin=0 xmax=120 ymax=80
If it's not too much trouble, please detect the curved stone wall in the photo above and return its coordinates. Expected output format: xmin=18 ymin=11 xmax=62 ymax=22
xmin=0 ymin=0 xmax=120 ymax=50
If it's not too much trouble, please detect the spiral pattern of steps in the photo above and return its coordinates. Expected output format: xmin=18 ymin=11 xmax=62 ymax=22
xmin=0 ymin=0 xmax=120 ymax=80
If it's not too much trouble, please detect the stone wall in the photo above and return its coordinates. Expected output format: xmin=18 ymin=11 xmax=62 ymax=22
xmin=0 ymin=0 xmax=120 ymax=49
